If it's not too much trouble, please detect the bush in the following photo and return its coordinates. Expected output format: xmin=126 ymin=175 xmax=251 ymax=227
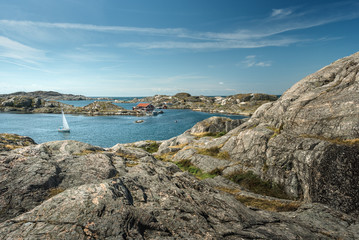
xmin=226 ymin=171 xmax=290 ymax=199
xmin=141 ymin=141 xmax=160 ymax=153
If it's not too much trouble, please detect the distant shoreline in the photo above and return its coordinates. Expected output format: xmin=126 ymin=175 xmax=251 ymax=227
xmin=0 ymin=91 xmax=279 ymax=116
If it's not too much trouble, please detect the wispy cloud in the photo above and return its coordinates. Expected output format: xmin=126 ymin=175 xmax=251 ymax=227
xmin=116 ymin=38 xmax=299 ymax=49
xmin=0 ymin=1 xmax=358 ymax=52
xmin=239 ymin=55 xmax=272 ymax=68
xmin=0 ymin=20 xmax=186 ymax=37
xmin=271 ymin=8 xmax=293 ymax=18
xmin=0 ymin=36 xmax=46 ymax=63
xmin=0 ymin=59 xmax=55 ymax=73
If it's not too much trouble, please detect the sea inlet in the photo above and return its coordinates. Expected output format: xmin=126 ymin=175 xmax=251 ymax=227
xmin=0 ymin=100 xmax=245 ymax=148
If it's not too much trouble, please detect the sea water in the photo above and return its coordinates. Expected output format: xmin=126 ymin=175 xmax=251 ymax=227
xmin=0 ymin=100 xmax=246 ymax=148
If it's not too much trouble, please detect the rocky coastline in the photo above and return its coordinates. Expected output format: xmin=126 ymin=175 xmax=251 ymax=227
xmin=0 ymin=91 xmax=113 ymax=101
xmin=1 ymin=52 xmax=359 ymax=239
xmin=0 ymin=91 xmax=277 ymax=116
xmin=120 ymin=92 xmax=278 ymax=116
xmin=0 ymin=97 xmax=145 ymax=116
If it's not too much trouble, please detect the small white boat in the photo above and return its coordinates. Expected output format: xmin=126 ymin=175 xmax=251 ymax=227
xmin=58 ymin=110 xmax=70 ymax=132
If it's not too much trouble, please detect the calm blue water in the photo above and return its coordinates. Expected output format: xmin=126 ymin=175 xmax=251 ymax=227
xmin=0 ymin=108 xmax=245 ymax=148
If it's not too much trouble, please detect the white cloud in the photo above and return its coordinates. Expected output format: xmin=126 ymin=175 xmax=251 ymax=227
xmin=0 ymin=36 xmax=46 ymax=63
xmin=271 ymin=8 xmax=293 ymax=18
xmin=0 ymin=2 xmax=358 ymax=52
xmin=239 ymin=55 xmax=272 ymax=68
xmin=0 ymin=20 xmax=186 ymax=37
xmin=116 ymin=38 xmax=298 ymax=49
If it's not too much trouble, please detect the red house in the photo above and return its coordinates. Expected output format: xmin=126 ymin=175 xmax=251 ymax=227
xmin=133 ymin=103 xmax=155 ymax=111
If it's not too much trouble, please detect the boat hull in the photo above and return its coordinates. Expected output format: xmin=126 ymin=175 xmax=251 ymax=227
xmin=58 ymin=129 xmax=70 ymax=132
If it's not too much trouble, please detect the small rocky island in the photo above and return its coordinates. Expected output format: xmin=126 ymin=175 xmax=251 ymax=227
xmin=0 ymin=91 xmax=93 ymax=101
xmin=0 ymin=96 xmax=144 ymax=116
xmin=0 ymin=90 xmax=277 ymax=116
xmin=123 ymin=92 xmax=278 ymax=116
xmin=1 ymin=52 xmax=359 ymax=239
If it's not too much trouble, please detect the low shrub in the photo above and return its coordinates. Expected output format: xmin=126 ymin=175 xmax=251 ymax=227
xmin=226 ymin=170 xmax=290 ymax=199
xmin=141 ymin=141 xmax=160 ymax=153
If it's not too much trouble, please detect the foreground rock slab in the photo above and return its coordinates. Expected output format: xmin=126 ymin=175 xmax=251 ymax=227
xmin=1 ymin=139 xmax=358 ymax=239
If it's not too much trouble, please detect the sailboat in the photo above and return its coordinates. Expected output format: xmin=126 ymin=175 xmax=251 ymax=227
xmin=58 ymin=110 xmax=70 ymax=132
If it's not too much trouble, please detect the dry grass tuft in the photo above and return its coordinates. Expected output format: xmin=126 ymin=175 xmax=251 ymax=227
xmin=300 ymin=134 xmax=359 ymax=146
xmin=48 ymin=187 xmax=65 ymax=199
xmin=115 ymin=152 xmax=138 ymax=161
xmin=125 ymin=162 xmax=139 ymax=167
xmin=235 ymin=195 xmax=301 ymax=212
xmin=196 ymin=146 xmax=231 ymax=160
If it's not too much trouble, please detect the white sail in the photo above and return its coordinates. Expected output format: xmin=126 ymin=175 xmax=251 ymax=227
xmin=62 ymin=111 xmax=70 ymax=130
xmin=59 ymin=110 xmax=70 ymax=132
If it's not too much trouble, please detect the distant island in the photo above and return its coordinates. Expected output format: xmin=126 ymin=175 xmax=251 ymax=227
xmin=118 ymin=92 xmax=278 ymax=116
xmin=0 ymin=92 xmax=139 ymax=116
xmin=0 ymin=91 xmax=93 ymax=101
xmin=0 ymin=91 xmax=278 ymax=116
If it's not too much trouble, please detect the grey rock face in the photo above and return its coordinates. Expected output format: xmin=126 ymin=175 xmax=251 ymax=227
xmin=1 ymin=139 xmax=357 ymax=239
xmin=190 ymin=116 xmax=245 ymax=134
xmin=155 ymin=52 xmax=359 ymax=216
xmin=0 ymin=141 xmax=116 ymax=222
xmin=218 ymin=51 xmax=359 ymax=214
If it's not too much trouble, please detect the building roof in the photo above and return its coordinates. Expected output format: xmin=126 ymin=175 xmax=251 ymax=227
xmin=136 ymin=103 xmax=151 ymax=108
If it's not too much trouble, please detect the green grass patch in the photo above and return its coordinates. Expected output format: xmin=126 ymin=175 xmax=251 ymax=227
xmin=175 ymin=159 xmax=217 ymax=180
xmin=193 ymin=131 xmax=227 ymax=139
xmin=266 ymin=124 xmax=283 ymax=139
xmin=196 ymin=146 xmax=231 ymax=160
xmin=141 ymin=141 xmax=160 ymax=153
xmin=226 ymin=170 xmax=290 ymax=199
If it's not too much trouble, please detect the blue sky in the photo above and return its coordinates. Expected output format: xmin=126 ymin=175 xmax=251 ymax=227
xmin=0 ymin=0 xmax=359 ymax=96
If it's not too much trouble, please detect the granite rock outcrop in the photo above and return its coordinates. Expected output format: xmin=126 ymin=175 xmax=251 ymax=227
xmin=1 ymin=138 xmax=358 ymax=239
xmin=156 ymin=51 xmax=359 ymax=216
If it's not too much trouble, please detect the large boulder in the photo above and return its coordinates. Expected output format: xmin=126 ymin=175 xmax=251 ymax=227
xmin=190 ymin=116 xmax=245 ymax=134
xmin=219 ymin=51 xmax=359 ymax=214
xmin=0 ymin=140 xmax=115 ymax=222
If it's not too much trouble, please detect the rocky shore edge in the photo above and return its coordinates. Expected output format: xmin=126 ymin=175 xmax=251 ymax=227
xmin=0 ymin=91 xmax=278 ymax=116
xmin=118 ymin=92 xmax=279 ymax=116
xmin=0 ymin=98 xmax=145 ymax=116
